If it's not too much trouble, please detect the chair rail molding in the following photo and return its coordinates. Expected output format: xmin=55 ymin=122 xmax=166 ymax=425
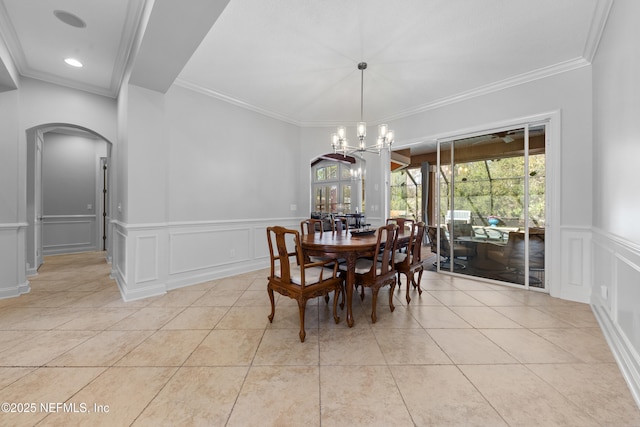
xmin=0 ymin=222 xmax=30 ymax=299
xmin=591 ymin=226 xmax=640 ymax=408
xmin=109 ymin=218 xmax=302 ymax=301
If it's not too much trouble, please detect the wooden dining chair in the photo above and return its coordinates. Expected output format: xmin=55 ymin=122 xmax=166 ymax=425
xmin=301 ymin=218 xmax=338 ymax=265
xmin=386 ymin=217 xmax=414 ymax=257
xmin=300 ymin=218 xmax=324 ymax=235
xmin=332 ymin=216 xmax=349 ymax=233
xmin=267 ymin=226 xmax=343 ymax=342
xmin=339 ymin=223 xmax=399 ymax=323
xmin=395 ymin=221 xmax=426 ymax=303
xmin=386 ymin=217 xmax=415 ymax=233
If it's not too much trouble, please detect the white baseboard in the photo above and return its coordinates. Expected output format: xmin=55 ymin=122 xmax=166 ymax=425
xmin=0 ymin=281 xmax=31 ymax=299
xmin=112 ymin=267 xmax=167 ymax=302
xmin=592 ymin=303 xmax=640 ymax=408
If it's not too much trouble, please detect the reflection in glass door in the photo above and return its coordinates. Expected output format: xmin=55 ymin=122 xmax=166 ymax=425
xmin=435 ymin=125 xmax=546 ymax=290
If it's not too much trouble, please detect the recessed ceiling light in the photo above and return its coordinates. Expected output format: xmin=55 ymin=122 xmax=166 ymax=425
xmin=53 ymin=10 xmax=86 ymax=28
xmin=64 ymin=58 xmax=83 ymax=68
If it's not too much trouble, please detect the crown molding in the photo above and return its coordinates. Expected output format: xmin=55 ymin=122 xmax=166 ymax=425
xmin=20 ymin=69 xmax=117 ymax=98
xmin=110 ymin=0 xmax=147 ymax=98
xmin=379 ymin=57 xmax=590 ymax=123
xmin=174 ymin=78 xmax=302 ymax=126
xmin=177 ymin=56 xmax=591 ymax=129
xmin=582 ymin=0 xmax=614 ymax=63
xmin=0 ymin=0 xmax=26 ymax=74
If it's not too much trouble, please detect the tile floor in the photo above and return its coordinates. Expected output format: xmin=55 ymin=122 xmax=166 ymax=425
xmin=1 ymin=251 xmax=639 ymax=426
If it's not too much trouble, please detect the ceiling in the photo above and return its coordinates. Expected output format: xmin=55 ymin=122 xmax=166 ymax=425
xmin=1 ymin=0 xmax=609 ymax=133
xmin=0 ymin=0 xmax=145 ymax=96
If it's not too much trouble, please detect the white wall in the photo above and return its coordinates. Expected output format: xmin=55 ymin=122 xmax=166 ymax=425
xmin=111 ymin=83 xmax=303 ymax=301
xmin=166 ymin=85 xmax=301 ymax=221
xmin=18 ymin=78 xmax=117 ymax=142
xmin=0 ymin=88 xmax=27 ymax=298
xmin=591 ymin=0 xmax=640 ymax=406
xmin=592 ymin=0 xmax=640 ymax=242
xmin=123 ymin=85 xmax=167 ymax=225
xmin=0 ymin=89 xmax=19 ymax=222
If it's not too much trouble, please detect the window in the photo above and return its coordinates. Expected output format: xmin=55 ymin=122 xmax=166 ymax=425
xmin=390 ymin=168 xmax=422 ymax=220
xmin=313 ymin=160 xmax=356 ymax=213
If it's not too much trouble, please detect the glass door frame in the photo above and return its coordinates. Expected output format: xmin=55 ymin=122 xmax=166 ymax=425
xmin=434 ymin=122 xmax=549 ymax=291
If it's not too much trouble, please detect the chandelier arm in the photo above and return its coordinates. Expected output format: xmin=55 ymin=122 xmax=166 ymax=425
xmin=330 ymin=61 xmax=394 ymax=155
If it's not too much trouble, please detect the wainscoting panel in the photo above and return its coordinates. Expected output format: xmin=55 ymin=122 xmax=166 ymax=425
xmin=135 ymin=234 xmax=159 ymax=283
xmin=42 ymin=215 xmax=96 ymax=255
xmin=169 ymin=227 xmax=250 ymax=275
xmin=592 ymin=239 xmax=614 ymax=313
xmin=111 ymin=218 xmax=302 ymax=297
xmin=559 ymin=227 xmax=592 ymax=303
xmin=254 ymin=225 xmax=270 ymax=261
xmin=615 ymin=254 xmax=640 ymax=359
xmin=591 ymin=229 xmax=640 ymax=408
xmin=0 ymin=224 xmax=30 ymax=299
xmin=113 ymin=225 xmax=127 ymax=282
xmin=163 ymin=220 xmax=298 ymax=290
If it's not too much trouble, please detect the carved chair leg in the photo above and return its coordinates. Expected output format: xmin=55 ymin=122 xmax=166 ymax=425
xmin=332 ymin=289 xmax=340 ymax=324
xmin=415 ymin=269 xmax=424 ymax=295
xmin=267 ymin=286 xmax=275 ymax=323
xmin=389 ymin=280 xmax=396 ymax=313
xmin=337 ymin=273 xmax=346 ymax=310
xmin=405 ymin=275 xmax=412 ymax=304
xmin=370 ymin=287 xmax=378 ymax=323
xmin=297 ymin=299 xmax=307 ymax=342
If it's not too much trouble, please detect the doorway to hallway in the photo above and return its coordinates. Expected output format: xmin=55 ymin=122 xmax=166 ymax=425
xmin=26 ymin=124 xmax=112 ymax=275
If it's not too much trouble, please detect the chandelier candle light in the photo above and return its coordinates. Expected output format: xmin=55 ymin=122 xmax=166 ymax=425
xmin=331 ymin=62 xmax=395 ymax=156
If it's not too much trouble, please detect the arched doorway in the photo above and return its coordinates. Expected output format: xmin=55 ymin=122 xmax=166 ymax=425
xmin=310 ymin=153 xmax=364 ymax=218
xmin=26 ymin=123 xmax=113 ymax=275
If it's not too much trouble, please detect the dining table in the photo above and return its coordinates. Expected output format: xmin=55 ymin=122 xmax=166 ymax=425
xmin=299 ymin=227 xmax=410 ymax=327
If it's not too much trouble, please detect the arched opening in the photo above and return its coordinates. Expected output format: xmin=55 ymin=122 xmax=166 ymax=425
xmin=26 ymin=123 xmax=113 ymax=275
xmin=310 ymin=153 xmax=365 ymax=224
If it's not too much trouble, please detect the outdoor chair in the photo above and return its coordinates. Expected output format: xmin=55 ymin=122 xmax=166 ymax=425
xmin=488 ymin=229 xmax=545 ymax=285
xmin=427 ymin=225 xmax=475 ymax=270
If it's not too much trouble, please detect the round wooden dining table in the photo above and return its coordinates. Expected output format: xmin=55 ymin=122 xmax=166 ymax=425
xmin=299 ymin=228 xmax=410 ymax=327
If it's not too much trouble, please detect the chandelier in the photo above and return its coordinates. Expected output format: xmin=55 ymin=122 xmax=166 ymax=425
xmin=331 ymin=62 xmax=395 ymax=156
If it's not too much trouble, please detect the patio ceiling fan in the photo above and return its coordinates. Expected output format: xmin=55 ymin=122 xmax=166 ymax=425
xmin=467 ymin=130 xmax=518 ymax=146
xmin=489 ymin=131 xmax=518 ymax=143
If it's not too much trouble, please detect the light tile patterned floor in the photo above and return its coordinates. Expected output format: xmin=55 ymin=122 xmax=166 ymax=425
xmin=1 ymin=251 xmax=639 ymax=426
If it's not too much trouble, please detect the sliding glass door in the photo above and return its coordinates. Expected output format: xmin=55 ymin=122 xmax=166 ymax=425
xmin=434 ymin=124 xmax=546 ymax=290
xmin=390 ymin=168 xmax=422 ymax=221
